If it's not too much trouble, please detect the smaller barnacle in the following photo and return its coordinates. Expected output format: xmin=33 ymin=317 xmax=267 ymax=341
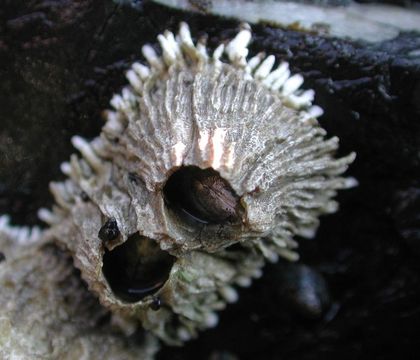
xmin=0 ymin=216 xmax=159 ymax=359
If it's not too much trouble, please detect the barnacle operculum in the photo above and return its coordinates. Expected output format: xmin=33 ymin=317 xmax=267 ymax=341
xmin=103 ymin=233 xmax=175 ymax=303
xmin=161 ymin=165 xmax=250 ymax=252
xmin=163 ymin=166 xmax=244 ymax=225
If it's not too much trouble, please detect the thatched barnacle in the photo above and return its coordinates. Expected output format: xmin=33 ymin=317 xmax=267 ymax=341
xmin=1 ymin=22 xmax=356 ymax=354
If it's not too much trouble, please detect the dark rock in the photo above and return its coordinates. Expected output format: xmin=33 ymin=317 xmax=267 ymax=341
xmin=208 ymin=350 xmax=238 ymax=360
xmin=274 ymin=263 xmax=331 ymax=320
xmin=391 ymin=186 xmax=420 ymax=254
xmin=1 ymin=1 xmax=420 ymax=359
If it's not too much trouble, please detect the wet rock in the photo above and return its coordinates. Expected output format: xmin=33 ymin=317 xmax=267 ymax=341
xmin=274 ymin=263 xmax=331 ymax=320
xmin=208 ymin=350 xmax=238 ymax=360
xmin=391 ymin=186 xmax=420 ymax=254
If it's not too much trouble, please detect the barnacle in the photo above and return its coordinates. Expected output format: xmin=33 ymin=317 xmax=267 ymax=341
xmin=0 ymin=22 xmax=355 ymax=355
xmin=0 ymin=216 xmax=159 ymax=359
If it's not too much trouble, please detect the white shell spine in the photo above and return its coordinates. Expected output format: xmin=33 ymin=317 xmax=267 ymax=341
xmin=0 ymin=215 xmax=42 ymax=247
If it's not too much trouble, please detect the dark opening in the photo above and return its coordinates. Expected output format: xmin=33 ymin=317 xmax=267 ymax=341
xmin=102 ymin=233 xmax=175 ymax=303
xmin=163 ymin=166 xmax=242 ymax=225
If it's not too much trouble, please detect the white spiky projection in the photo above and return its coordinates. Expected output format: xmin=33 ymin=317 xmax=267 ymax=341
xmin=0 ymin=23 xmax=355 ymax=357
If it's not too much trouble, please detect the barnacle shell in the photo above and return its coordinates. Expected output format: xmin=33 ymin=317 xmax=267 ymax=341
xmin=99 ymin=23 xmax=356 ymax=257
xmin=0 ymin=217 xmax=159 ymax=359
xmin=31 ymin=23 xmax=355 ymax=345
xmin=41 ymin=199 xmax=264 ymax=345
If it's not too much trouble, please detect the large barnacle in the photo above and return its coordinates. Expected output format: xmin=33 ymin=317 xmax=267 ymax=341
xmin=0 ymin=22 xmax=355 ymax=356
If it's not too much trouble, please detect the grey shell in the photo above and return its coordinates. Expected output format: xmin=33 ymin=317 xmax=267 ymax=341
xmin=1 ymin=22 xmax=356 ymax=350
xmin=0 ymin=221 xmax=159 ymax=359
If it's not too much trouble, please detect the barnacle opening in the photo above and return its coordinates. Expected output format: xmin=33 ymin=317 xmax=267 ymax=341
xmin=102 ymin=233 xmax=175 ymax=303
xmin=163 ymin=166 xmax=243 ymax=226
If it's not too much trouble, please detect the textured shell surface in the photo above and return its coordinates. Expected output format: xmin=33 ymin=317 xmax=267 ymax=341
xmin=0 ymin=22 xmax=356 ymax=354
xmin=0 ymin=218 xmax=159 ymax=360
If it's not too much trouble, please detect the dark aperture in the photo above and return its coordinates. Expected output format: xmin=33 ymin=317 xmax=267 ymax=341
xmin=102 ymin=233 xmax=175 ymax=303
xmin=163 ymin=166 xmax=243 ymax=225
